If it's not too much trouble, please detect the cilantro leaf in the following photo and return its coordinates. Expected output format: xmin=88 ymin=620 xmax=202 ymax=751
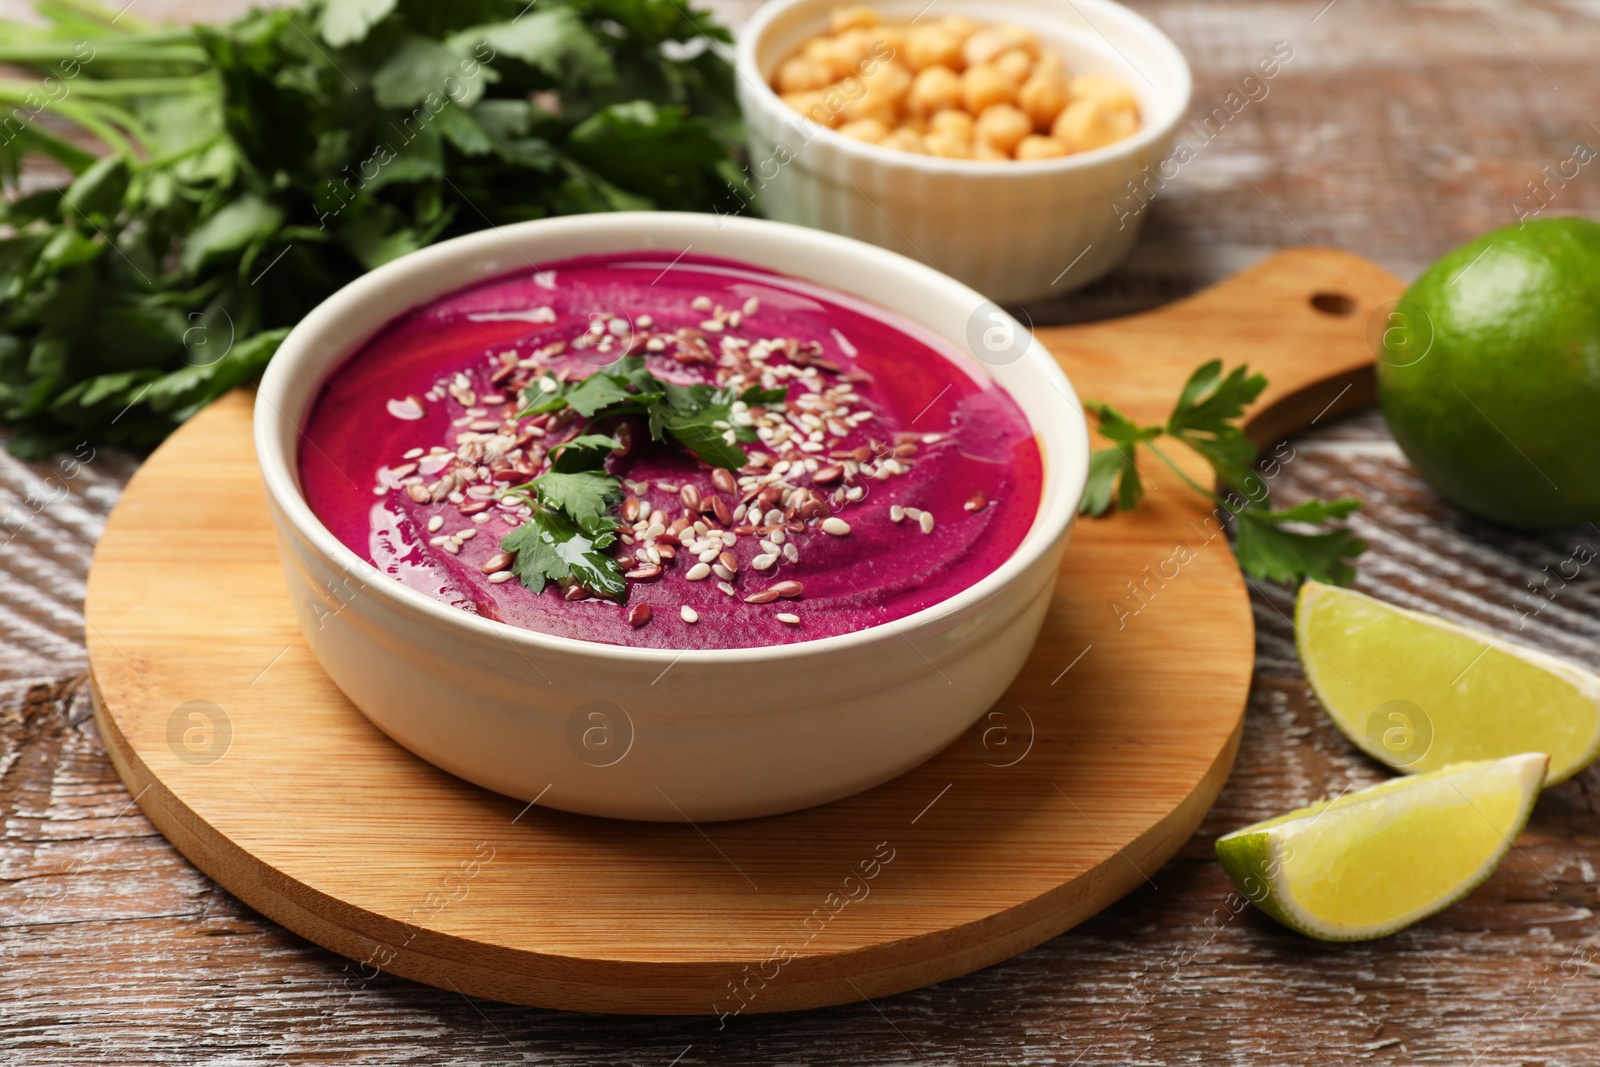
xmin=533 ymin=470 xmax=621 ymax=537
xmin=0 ymin=0 xmax=744 ymax=455
xmin=500 ymin=510 xmax=625 ymax=599
xmin=548 ymin=432 xmax=622 ymax=472
xmin=1081 ymin=446 xmax=1142 ymax=517
xmin=1165 ymin=361 xmax=1267 ymax=494
xmin=561 ymin=372 xmax=639 ymax=417
xmin=1233 ymin=512 xmax=1367 ymax=586
xmin=1078 ymin=362 xmax=1365 ymax=587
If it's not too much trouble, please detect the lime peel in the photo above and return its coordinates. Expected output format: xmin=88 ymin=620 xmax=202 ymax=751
xmin=1295 ymin=581 xmax=1600 ymax=782
xmin=1216 ymin=753 xmax=1548 ymax=941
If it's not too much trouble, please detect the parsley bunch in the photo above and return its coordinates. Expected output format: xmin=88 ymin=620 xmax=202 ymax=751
xmin=1080 ymin=360 xmax=1366 ymax=586
xmin=500 ymin=356 xmax=783 ymax=597
xmin=0 ymin=0 xmax=741 ymax=456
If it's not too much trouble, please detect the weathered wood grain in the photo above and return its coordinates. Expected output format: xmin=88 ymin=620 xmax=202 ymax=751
xmin=6 ymin=0 xmax=1600 ymax=1062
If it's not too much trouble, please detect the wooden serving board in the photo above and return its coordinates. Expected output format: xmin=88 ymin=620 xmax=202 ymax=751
xmin=84 ymin=249 xmax=1400 ymax=1015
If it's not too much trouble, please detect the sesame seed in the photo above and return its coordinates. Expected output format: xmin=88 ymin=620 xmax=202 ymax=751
xmin=752 ymin=554 xmax=777 ymax=571
xmin=717 ymin=581 xmax=737 ymax=596
xmin=776 ymin=613 xmax=800 ymax=625
xmin=712 ymin=564 xmax=735 ymax=581
xmin=743 ymin=296 xmax=760 ymax=317
xmin=783 ymin=543 xmax=800 ymax=562
xmin=456 ymin=529 xmax=476 ymax=540
xmin=680 ymin=605 xmax=699 ymax=624
xmin=821 ymin=517 xmax=851 ymax=536
xmin=487 ymin=570 xmax=514 ymax=584
xmin=919 ymin=511 xmax=936 ymax=535
xmin=889 ymin=505 xmax=905 ymax=523
xmin=427 ymin=515 xmax=444 ymax=533
xmin=686 ymin=562 xmax=712 ymax=581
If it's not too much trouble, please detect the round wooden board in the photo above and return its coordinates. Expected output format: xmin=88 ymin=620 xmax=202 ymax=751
xmin=84 ymin=248 xmax=1401 ymax=1015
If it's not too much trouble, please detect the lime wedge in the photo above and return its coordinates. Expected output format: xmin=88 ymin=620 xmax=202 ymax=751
xmin=1296 ymin=581 xmax=1600 ymax=782
xmin=1216 ymin=753 xmax=1547 ymax=940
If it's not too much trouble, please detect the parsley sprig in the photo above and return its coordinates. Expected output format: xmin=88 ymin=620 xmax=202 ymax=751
xmin=499 ymin=357 xmax=785 ymax=598
xmin=1080 ymin=360 xmax=1366 ymax=586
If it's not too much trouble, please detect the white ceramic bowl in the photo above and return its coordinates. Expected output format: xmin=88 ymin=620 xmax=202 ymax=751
xmin=255 ymin=213 xmax=1088 ymax=822
xmin=735 ymin=0 xmax=1192 ymax=303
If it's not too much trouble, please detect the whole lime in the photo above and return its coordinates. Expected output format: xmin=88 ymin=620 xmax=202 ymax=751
xmin=1377 ymin=216 xmax=1600 ymax=530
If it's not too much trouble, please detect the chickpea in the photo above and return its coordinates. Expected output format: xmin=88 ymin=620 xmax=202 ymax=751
xmin=961 ymin=62 xmax=1016 ymax=112
xmin=837 ymin=117 xmax=892 ymax=143
xmin=772 ymin=11 xmax=1135 ymax=164
xmin=1069 ymin=73 xmax=1139 ymax=114
xmin=781 ymin=90 xmax=833 ymax=126
xmin=827 ymin=27 xmax=882 ymax=79
xmin=928 ymin=108 xmax=975 ymax=143
xmin=906 ymin=24 xmax=964 ymax=72
xmin=907 ymin=65 xmax=963 ymax=117
xmin=974 ymin=103 xmax=1032 ymax=154
xmin=879 ymin=127 xmax=927 ymax=154
xmin=1014 ymin=134 xmax=1069 ymax=160
xmin=873 ymin=23 xmax=909 ymax=57
xmin=962 ymin=24 xmax=1038 ymax=67
xmin=1018 ymin=68 xmax=1069 ymax=129
xmin=940 ymin=16 xmax=981 ymax=44
xmin=777 ymin=56 xmax=835 ymax=94
xmin=992 ymin=48 xmax=1034 ymax=87
xmin=1052 ymin=98 xmax=1138 ymax=151
xmin=923 ymin=131 xmax=973 ymax=158
xmin=802 ymin=37 xmax=836 ymax=69
xmin=830 ymin=5 xmax=882 ymax=33
xmin=839 ymin=59 xmax=912 ymax=122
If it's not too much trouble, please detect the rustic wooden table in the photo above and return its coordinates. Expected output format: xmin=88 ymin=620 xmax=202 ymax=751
xmin=5 ymin=1 xmax=1600 ymax=1063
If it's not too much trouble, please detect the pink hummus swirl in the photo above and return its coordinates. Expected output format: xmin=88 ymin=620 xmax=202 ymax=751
xmin=299 ymin=252 xmax=1043 ymax=650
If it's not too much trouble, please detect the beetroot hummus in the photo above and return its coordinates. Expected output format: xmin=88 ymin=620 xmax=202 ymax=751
xmin=299 ymin=252 xmax=1043 ymax=650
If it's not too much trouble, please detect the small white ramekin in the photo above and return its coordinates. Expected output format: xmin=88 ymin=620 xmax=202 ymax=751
xmin=735 ymin=0 xmax=1192 ymax=303
xmin=255 ymin=213 xmax=1087 ymax=822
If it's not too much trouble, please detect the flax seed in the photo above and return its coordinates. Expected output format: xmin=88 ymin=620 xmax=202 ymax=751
xmin=627 ymin=603 xmax=653 ymax=627
xmin=743 ymin=589 xmax=781 ymax=604
xmin=712 ymin=467 xmax=737 ymax=494
xmin=626 ymin=563 xmax=663 ymax=580
xmin=965 ymin=491 xmax=988 ymax=512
